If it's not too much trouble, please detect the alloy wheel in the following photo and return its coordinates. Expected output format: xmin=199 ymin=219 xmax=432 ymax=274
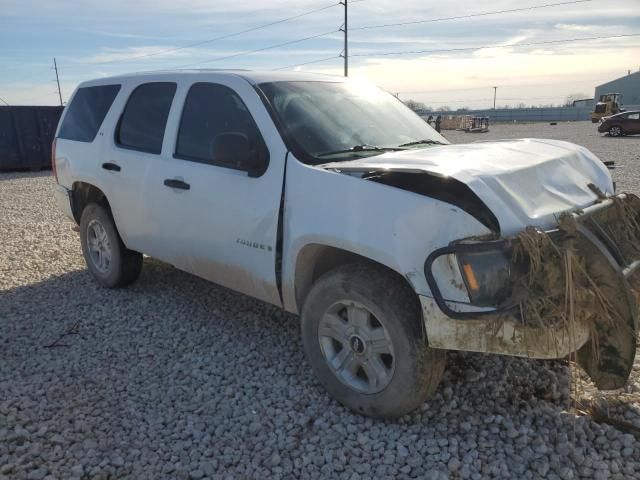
xmin=318 ymin=301 xmax=395 ymax=394
xmin=87 ymin=219 xmax=112 ymax=273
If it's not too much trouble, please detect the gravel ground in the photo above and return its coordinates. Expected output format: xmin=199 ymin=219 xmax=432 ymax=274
xmin=1 ymin=121 xmax=639 ymax=480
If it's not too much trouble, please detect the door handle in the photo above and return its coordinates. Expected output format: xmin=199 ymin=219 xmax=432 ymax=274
xmin=164 ymin=178 xmax=190 ymax=190
xmin=102 ymin=162 xmax=121 ymax=172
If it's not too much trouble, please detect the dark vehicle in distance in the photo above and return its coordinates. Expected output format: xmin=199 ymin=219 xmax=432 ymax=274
xmin=598 ymin=111 xmax=640 ymax=137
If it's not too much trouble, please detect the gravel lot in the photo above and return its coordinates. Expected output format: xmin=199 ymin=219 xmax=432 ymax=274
xmin=1 ymin=121 xmax=639 ymax=480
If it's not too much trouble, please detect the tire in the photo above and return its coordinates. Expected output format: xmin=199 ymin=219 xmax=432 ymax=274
xmin=609 ymin=125 xmax=623 ymax=137
xmin=301 ymin=263 xmax=446 ymax=418
xmin=79 ymin=203 xmax=142 ymax=288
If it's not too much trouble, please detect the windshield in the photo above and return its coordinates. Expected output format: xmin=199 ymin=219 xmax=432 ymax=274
xmin=258 ymin=80 xmax=448 ymax=164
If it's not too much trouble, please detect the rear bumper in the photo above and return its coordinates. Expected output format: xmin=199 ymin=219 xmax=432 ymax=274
xmin=53 ymin=184 xmax=75 ymax=222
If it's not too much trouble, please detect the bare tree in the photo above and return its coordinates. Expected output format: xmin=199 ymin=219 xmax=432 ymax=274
xmin=564 ymin=93 xmax=589 ymax=106
xmin=403 ymin=99 xmax=426 ymax=111
xmin=436 ymin=105 xmax=451 ymax=112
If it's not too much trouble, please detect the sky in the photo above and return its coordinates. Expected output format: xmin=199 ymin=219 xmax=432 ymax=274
xmin=1 ymin=0 xmax=639 ymax=109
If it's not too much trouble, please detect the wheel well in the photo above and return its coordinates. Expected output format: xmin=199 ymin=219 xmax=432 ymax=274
xmin=294 ymin=244 xmax=414 ymax=310
xmin=70 ymin=182 xmax=111 ymax=224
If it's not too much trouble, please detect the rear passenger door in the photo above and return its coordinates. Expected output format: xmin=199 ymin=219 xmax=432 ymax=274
xmin=99 ymin=81 xmax=177 ymax=258
xmin=144 ymin=78 xmax=287 ymax=307
xmin=626 ymin=113 xmax=640 ymax=134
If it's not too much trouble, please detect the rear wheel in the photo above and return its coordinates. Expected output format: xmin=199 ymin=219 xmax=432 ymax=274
xmin=301 ymin=263 xmax=446 ymax=418
xmin=609 ymin=125 xmax=623 ymax=137
xmin=80 ymin=203 xmax=142 ymax=288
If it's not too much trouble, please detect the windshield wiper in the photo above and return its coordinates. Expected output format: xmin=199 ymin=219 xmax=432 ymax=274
xmin=397 ymin=139 xmax=445 ymax=148
xmin=316 ymin=144 xmax=405 ymax=158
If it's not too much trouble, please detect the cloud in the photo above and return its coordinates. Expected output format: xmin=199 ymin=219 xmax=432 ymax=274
xmin=555 ymin=23 xmax=594 ymax=31
xmin=2 ymin=0 xmax=639 ymax=107
xmin=69 ymin=28 xmax=163 ymax=40
xmin=77 ymin=46 xmax=196 ymax=64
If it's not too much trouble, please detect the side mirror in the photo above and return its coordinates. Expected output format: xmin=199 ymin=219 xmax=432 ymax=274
xmin=211 ymin=132 xmax=268 ymax=177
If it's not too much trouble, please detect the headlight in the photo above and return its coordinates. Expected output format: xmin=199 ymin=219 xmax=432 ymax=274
xmin=457 ymin=250 xmax=511 ymax=306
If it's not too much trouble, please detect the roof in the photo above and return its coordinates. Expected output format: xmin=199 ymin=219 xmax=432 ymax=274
xmin=609 ymin=110 xmax=640 ymax=117
xmin=596 ymin=70 xmax=640 ymax=89
xmin=78 ymin=69 xmax=345 ymax=88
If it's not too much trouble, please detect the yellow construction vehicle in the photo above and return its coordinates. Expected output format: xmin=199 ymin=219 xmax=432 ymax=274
xmin=591 ymin=93 xmax=622 ymax=123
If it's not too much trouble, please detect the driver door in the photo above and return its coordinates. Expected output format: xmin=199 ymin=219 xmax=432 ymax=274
xmin=144 ymin=77 xmax=288 ymax=306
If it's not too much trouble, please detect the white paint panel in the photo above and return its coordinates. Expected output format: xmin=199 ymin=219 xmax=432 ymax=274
xmin=320 ymin=138 xmax=613 ymax=235
xmin=281 ymin=156 xmax=492 ymax=312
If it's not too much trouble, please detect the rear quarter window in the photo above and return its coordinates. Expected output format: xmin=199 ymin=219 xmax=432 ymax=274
xmin=57 ymin=85 xmax=121 ymax=142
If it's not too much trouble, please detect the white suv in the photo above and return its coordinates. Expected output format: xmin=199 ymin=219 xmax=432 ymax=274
xmin=53 ymin=70 xmax=639 ymax=418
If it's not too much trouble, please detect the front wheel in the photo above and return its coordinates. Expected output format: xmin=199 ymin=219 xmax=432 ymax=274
xmin=80 ymin=203 xmax=142 ymax=288
xmin=609 ymin=125 xmax=623 ymax=137
xmin=301 ymin=263 xmax=446 ymax=418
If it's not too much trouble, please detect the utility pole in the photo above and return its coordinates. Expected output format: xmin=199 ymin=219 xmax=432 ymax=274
xmin=340 ymin=0 xmax=348 ymax=77
xmin=492 ymin=86 xmax=497 ymax=110
xmin=53 ymin=58 xmax=63 ymax=106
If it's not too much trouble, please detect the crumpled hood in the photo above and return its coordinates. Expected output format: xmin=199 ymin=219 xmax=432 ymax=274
xmin=322 ymin=138 xmax=614 ymax=234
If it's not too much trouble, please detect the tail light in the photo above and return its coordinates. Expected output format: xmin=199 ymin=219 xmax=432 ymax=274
xmin=51 ymin=138 xmax=58 ymax=183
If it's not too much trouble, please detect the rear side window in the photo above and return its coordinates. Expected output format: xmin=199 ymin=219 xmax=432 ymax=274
xmin=58 ymin=85 xmax=120 ymax=142
xmin=116 ymin=82 xmax=176 ymax=154
xmin=175 ymin=82 xmax=267 ymax=168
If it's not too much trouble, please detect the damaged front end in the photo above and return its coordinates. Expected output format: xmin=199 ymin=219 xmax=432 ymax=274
xmin=424 ymin=192 xmax=640 ymax=390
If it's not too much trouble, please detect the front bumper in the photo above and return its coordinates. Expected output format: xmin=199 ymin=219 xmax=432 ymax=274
xmin=53 ymin=184 xmax=75 ymax=222
xmin=422 ymin=193 xmax=640 ymax=389
xmin=420 ymin=295 xmax=591 ymax=359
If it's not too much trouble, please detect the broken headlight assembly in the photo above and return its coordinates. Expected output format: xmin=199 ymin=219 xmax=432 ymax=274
xmin=457 ymin=249 xmax=512 ymax=307
xmin=424 ymin=239 xmax=520 ymax=319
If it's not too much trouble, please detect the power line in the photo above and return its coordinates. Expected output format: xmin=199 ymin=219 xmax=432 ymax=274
xmin=53 ymin=0 xmax=359 ymax=73
xmin=350 ymin=33 xmax=640 ymax=58
xmin=0 ymin=96 xmax=9 ymax=106
xmin=395 ymin=77 xmax=616 ymax=95
xmin=353 ymin=0 xmax=594 ymax=31
xmin=3 ymin=66 xmax=56 ymax=88
xmin=407 ymin=96 xmax=570 ymax=104
xmin=274 ymin=55 xmax=340 ymax=71
xmin=67 ymin=2 xmax=341 ymax=68
xmin=173 ymin=29 xmax=339 ymax=68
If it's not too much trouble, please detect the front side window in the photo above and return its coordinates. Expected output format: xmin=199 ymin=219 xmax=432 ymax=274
xmin=175 ymin=82 xmax=268 ymax=171
xmin=116 ymin=82 xmax=176 ymax=154
xmin=58 ymin=84 xmax=120 ymax=142
xmin=257 ymin=81 xmax=448 ymax=165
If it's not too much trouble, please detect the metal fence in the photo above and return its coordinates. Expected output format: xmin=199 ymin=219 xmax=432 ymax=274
xmin=420 ymin=106 xmax=593 ymax=123
xmin=0 ymin=106 xmax=63 ymax=171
